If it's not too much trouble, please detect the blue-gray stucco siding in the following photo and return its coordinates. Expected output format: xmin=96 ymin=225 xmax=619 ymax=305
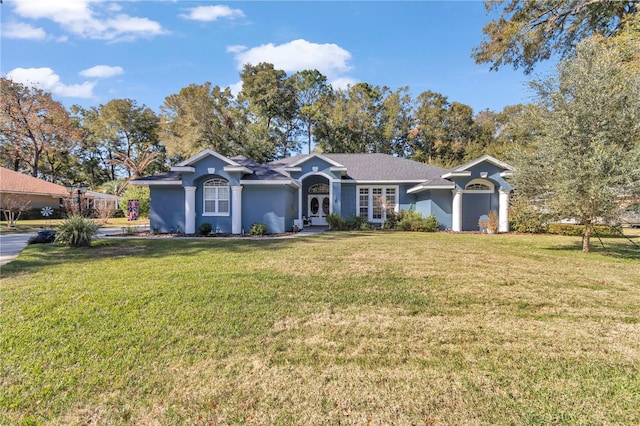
xmin=149 ymin=186 xmax=184 ymax=233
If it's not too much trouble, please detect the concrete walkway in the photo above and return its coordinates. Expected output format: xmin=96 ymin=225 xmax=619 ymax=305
xmin=0 ymin=226 xmax=328 ymax=268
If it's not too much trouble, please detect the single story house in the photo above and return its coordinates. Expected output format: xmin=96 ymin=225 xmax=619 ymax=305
xmin=132 ymin=149 xmax=514 ymax=234
xmin=0 ymin=166 xmax=68 ymax=213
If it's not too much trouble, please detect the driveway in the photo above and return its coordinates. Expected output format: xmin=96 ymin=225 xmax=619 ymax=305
xmin=0 ymin=232 xmax=34 ymax=267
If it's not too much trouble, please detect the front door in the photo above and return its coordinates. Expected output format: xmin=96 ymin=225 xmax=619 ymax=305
xmin=308 ymin=194 xmax=330 ymax=225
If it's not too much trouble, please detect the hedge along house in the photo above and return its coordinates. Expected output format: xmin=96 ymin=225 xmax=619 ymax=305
xmin=131 ymin=149 xmax=514 ymax=234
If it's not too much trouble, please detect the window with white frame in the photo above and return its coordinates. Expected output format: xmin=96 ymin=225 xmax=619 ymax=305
xmin=464 ymin=179 xmax=494 ymax=193
xmin=357 ymin=186 xmax=397 ymax=222
xmin=203 ymin=179 xmax=229 ymax=215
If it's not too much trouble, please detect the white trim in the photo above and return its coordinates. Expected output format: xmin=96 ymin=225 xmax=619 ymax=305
xmin=287 ymin=153 xmax=345 ymax=168
xmin=453 ymin=155 xmax=514 ymax=172
xmin=407 ymin=182 xmax=455 ymax=194
xmin=223 ymin=165 xmax=253 ymax=174
xmin=463 ymin=178 xmax=495 ymax=194
xmin=240 ymin=179 xmax=301 ymax=188
xmin=283 ymin=166 xmax=302 ymax=172
xmin=176 ymin=148 xmax=242 ymax=167
xmin=500 ymin=171 xmax=514 ymax=178
xmin=171 ymin=166 xmax=195 ymax=173
xmin=344 ymin=179 xmax=426 ymax=184
xmin=129 ymin=180 xmax=182 ymax=186
xmin=441 ymin=171 xmax=471 ymax=179
xmin=298 ymin=170 xmax=340 ymax=183
xmin=329 ymin=166 xmax=348 ymax=176
xmin=202 ymin=178 xmax=230 ymax=216
xmin=356 ymin=185 xmax=399 ymax=223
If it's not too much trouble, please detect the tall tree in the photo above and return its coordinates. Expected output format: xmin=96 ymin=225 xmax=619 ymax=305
xmin=512 ymin=34 xmax=640 ymax=252
xmin=288 ymin=70 xmax=332 ymax=154
xmin=473 ymin=0 xmax=639 ymax=73
xmin=74 ymin=99 xmax=165 ymax=185
xmin=160 ymin=83 xmax=242 ymax=161
xmin=0 ymin=78 xmax=80 ymax=179
xmin=239 ymin=63 xmax=299 ymax=159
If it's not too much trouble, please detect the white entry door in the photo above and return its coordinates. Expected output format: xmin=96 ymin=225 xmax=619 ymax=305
xmin=308 ymin=194 xmax=330 ymax=226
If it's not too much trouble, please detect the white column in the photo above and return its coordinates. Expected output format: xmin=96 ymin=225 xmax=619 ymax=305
xmin=499 ymin=189 xmax=510 ymax=233
xmin=452 ymin=189 xmax=463 ymax=232
xmin=297 ymin=184 xmax=304 ymax=229
xmin=231 ymin=185 xmax=243 ymax=234
xmin=184 ymin=186 xmax=196 ymax=234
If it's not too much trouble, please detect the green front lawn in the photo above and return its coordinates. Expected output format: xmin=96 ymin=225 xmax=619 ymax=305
xmin=1 ymin=232 xmax=639 ymax=425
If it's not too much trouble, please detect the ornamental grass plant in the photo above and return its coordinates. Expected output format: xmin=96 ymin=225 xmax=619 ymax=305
xmin=54 ymin=215 xmax=99 ymax=247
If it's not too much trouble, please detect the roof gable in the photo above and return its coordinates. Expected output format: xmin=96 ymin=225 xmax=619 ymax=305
xmin=176 ymin=149 xmax=244 ymax=168
xmin=451 ymin=155 xmax=513 ymax=172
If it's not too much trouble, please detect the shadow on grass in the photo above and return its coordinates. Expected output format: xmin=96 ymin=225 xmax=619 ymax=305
xmin=0 ymin=232 xmax=364 ymax=278
xmin=544 ymin=236 xmax=640 ymax=260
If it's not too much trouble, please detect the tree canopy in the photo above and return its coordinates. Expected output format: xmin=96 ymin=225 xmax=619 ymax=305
xmin=511 ymin=33 xmax=640 ymax=252
xmin=473 ymin=0 xmax=639 ymax=73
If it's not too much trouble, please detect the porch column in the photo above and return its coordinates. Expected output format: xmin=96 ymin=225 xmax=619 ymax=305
xmin=297 ymin=185 xmax=304 ymax=229
xmin=184 ymin=186 xmax=196 ymax=234
xmin=499 ymin=189 xmax=510 ymax=233
xmin=231 ymin=185 xmax=242 ymax=235
xmin=452 ymin=189 xmax=463 ymax=232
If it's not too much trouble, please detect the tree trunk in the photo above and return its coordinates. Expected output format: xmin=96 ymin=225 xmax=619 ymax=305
xmin=582 ymin=220 xmax=592 ymax=253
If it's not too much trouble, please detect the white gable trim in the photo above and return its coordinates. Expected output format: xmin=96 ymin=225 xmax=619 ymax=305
xmin=453 ymin=155 xmax=514 ymax=172
xmin=171 ymin=166 xmax=195 ymax=173
xmin=441 ymin=171 xmax=471 ymax=179
xmin=287 ymin=153 xmax=345 ymax=168
xmin=177 ymin=149 xmax=244 ymax=168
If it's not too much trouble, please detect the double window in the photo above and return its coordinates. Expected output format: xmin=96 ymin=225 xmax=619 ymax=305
xmin=203 ymin=179 xmax=229 ymax=216
xmin=357 ymin=186 xmax=397 ymax=222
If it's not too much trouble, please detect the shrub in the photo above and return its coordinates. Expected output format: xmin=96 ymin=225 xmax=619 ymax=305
xmin=28 ymin=230 xmax=56 ymax=244
xmin=509 ymin=196 xmax=549 ymax=233
xmin=249 ymin=223 xmax=267 ymax=236
xmin=326 ymin=213 xmax=346 ymax=230
xmin=546 ymin=223 xmax=622 ymax=237
xmin=120 ymin=185 xmax=150 ymax=218
xmin=393 ymin=208 xmax=439 ymax=232
xmin=198 ymin=222 xmax=212 ymax=236
xmin=418 ymin=214 xmax=439 ymax=232
xmin=346 ymin=215 xmax=371 ymax=230
xmin=55 ymin=215 xmax=99 ymax=247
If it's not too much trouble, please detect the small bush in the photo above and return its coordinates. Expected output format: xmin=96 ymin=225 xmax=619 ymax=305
xmin=546 ymin=223 xmax=622 ymax=237
xmin=28 ymin=230 xmax=56 ymax=244
xmin=55 ymin=215 xmax=99 ymax=247
xmin=509 ymin=196 xmax=549 ymax=233
xmin=394 ymin=208 xmax=439 ymax=232
xmin=346 ymin=215 xmax=371 ymax=230
xmin=326 ymin=213 xmax=346 ymax=230
xmin=249 ymin=223 xmax=267 ymax=236
xmin=198 ymin=222 xmax=212 ymax=236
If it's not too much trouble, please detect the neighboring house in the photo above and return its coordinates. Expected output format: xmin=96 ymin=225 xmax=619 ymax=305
xmin=86 ymin=190 xmax=121 ymax=212
xmin=132 ymin=149 xmax=514 ymax=235
xmin=0 ymin=166 xmax=68 ymax=213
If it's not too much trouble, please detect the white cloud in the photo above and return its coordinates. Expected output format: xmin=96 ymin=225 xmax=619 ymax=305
xmin=228 ymin=81 xmax=243 ymax=97
xmin=1 ymin=22 xmax=47 ymax=40
xmin=11 ymin=0 xmax=165 ymax=41
xmin=181 ymin=5 xmax=245 ymax=21
xmin=330 ymin=76 xmax=360 ymax=91
xmin=79 ymin=65 xmax=124 ymax=78
xmin=7 ymin=67 xmax=96 ymax=99
xmin=229 ymin=39 xmax=353 ymax=80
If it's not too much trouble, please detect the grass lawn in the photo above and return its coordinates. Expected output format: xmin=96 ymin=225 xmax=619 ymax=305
xmin=1 ymin=218 xmax=149 ymax=233
xmin=1 ymin=231 xmax=639 ymax=425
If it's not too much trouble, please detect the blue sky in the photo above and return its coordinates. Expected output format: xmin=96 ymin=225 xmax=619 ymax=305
xmin=1 ymin=1 xmax=556 ymax=115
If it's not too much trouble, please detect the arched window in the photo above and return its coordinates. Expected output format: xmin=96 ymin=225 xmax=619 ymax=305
xmin=464 ymin=179 xmax=494 ymax=193
xmin=203 ymin=179 xmax=229 ymax=215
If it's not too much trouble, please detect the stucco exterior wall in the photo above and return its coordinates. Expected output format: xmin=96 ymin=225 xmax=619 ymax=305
xmin=149 ymin=186 xmax=184 ymax=233
xmin=242 ymin=185 xmax=296 ymax=234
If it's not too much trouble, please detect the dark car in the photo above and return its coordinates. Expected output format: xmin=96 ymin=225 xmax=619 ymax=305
xmin=28 ymin=230 xmax=57 ymax=244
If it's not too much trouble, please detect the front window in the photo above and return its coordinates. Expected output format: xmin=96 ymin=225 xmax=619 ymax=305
xmin=358 ymin=186 xmax=397 ymax=222
xmin=203 ymin=179 xmax=229 ymax=215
